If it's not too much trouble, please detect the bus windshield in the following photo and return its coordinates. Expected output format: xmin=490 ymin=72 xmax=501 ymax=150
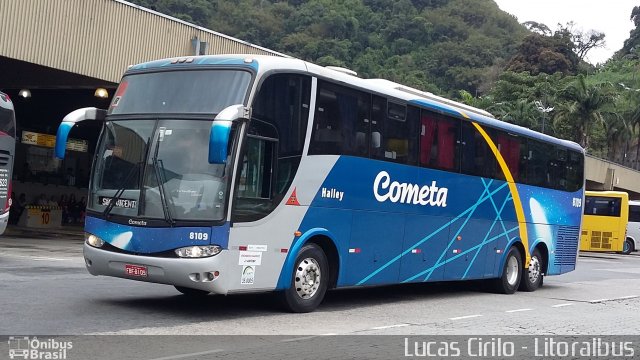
xmin=0 ymin=105 xmax=16 ymax=138
xmin=90 ymin=119 xmax=234 ymax=223
xmin=108 ymin=69 xmax=252 ymax=115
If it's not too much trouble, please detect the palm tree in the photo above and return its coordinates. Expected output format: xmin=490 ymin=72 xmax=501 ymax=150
xmin=553 ymin=75 xmax=616 ymax=150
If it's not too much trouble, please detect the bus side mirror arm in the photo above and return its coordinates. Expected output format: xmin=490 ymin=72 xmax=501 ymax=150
xmin=208 ymin=105 xmax=250 ymax=164
xmin=54 ymin=107 xmax=106 ymax=159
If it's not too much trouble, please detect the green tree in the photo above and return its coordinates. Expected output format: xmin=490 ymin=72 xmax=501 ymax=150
xmin=553 ymin=75 xmax=615 ymax=150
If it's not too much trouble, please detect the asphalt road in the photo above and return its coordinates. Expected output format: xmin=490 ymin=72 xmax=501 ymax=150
xmin=1 ymin=235 xmax=639 ymax=337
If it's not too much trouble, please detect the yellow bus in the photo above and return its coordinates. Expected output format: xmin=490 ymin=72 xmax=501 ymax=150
xmin=580 ymin=191 xmax=630 ymax=254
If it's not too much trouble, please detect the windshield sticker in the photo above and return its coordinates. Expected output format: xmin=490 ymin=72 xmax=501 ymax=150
xmin=238 ymin=251 xmax=262 ymax=266
xmin=100 ymin=196 xmax=138 ymax=209
xmin=110 ymin=81 xmax=128 ymax=108
xmin=241 ymin=266 xmax=255 ymax=285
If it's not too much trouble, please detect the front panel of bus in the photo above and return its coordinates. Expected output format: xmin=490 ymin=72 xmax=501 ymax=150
xmin=580 ymin=192 xmax=629 ymax=252
xmin=0 ymin=92 xmax=16 ymax=233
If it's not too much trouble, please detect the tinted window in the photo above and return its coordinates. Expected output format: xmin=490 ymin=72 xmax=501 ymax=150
xmin=630 ymin=205 xmax=640 ymax=222
xmin=584 ymin=196 xmax=621 ymax=217
xmin=310 ymin=81 xmax=370 ymax=156
xmin=494 ymin=132 xmax=525 ymax=182
xmin=253 ymin=74 xmax=310 ymax=157
xmin=0 ymin=107 xmax=16 ymax=138
xmin=461 ymin=122 xmax=496 ymax=178
xmin=565 ymin=150 xmax=584 ymax=192
xmin=419 ymin=110 xmax=460 ymax=172
xmin=109 ymin=70 xmax=252 ymax=115
xmin=373 ymin=99 xmax=418 ymax=165
xmin=234 ymin=74 xmax=312 ymax=222
xmin=525 ymin=139 xmax=553 ymax=188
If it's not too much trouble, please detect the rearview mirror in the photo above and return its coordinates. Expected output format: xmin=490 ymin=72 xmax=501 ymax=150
xmin=55 ymin=107 xmax=106 ymax=159
xmin=208 ymin=105 xmax=250 ymax=164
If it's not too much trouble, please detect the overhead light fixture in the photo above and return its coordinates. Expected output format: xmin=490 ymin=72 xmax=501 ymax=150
xmin=94 ymin=88 xmax=109 ymax=98
xmin=18 ymin=89 xmax=31 ymax=98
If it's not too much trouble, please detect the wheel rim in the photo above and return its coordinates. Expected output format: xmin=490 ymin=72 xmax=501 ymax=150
xmin=528 ymin=256 xmax=541 ymax=284
xmin=624 ymin=241 xmax=630 ymax=253
xmin=294 ymin=257 xmax=321 ymax=299
xmin=506 ymin=255 xmax=519 ymax=286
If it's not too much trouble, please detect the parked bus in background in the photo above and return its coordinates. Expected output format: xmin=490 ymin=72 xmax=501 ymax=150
xmin=54 ymin=55 xmax=585 ymax=312
xmin=0 ymin=92 xmax=16 ymax=234
xmin=580 ymin=191 xmax=631 ymax=254
xmin=625 ymin=200 xmax=640 ymax=253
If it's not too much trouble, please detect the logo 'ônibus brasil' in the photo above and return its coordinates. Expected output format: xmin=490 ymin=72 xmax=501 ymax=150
xmin=373 ymin=171 xmax=448 ymax=207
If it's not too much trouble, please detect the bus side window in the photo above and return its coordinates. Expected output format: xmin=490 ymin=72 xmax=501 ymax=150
xmin=565 ymin=150 xmax=583 ymax=192
xmin=419 ymin=110 xmax=460 ymax=172
xmin=373 ymin=100 xmax=417 ymax=165
xmin=525 ymin=139 xmax=551 ymax=188
xmin=370 ymin=95 xmax=386 ymax=159
xmin=310 ymin=81 xmax=370 ymax=157
xmin=494 ymin=131 xmax=523 ymax=182
xmin=461 ymin=121 xmax=496 ymax=178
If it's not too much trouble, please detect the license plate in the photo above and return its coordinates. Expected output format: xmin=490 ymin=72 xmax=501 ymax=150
xmin=125 ymin=264 xmax=148 ymax=277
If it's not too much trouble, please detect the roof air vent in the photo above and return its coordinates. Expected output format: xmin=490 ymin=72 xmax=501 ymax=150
xmin=325 ymin=66 xmax=358 ymax=77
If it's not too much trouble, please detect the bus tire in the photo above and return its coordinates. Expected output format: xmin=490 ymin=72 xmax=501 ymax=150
xmin=174 ymin=286 xmax=209 ymax=297
xmin=279 ymin=243 xmax=328 ymax=313
xmin=492 ymin=246 xmax=522 ymax=294
xmin=519 ymin=248 xmax=543 ymax=292
xmin=622 ymin=239 xmax=634 ymax=255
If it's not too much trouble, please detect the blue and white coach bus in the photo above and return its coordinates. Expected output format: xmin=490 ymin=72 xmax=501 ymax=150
xmin=54 ymin=55 xmax=584 ymax=312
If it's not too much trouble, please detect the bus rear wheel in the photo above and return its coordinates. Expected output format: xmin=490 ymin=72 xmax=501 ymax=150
xmin=519 ymin=248 xmax=544 ymax=292
xmin=279 ymin=243 xmax=329 ymax=313
xmin=174 ymin=286 xmax=209 ymax=297
xmin=622 ymin=239 xmax=634 ymax=255
xmin=492 ymin=246 xmax=522 ymax=294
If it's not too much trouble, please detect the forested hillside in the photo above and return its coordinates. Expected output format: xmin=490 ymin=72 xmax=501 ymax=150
xmin=130 ymin=0 xmax=528 ymax=95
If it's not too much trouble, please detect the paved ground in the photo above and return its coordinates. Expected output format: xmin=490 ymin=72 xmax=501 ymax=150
xmin=1 ymin=230 xmax=639 ymax=358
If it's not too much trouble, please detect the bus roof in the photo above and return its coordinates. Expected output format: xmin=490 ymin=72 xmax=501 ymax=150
xmin=128 ymin=54 xmax=583 ymax=153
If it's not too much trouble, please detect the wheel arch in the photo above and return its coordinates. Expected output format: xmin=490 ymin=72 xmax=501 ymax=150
xmin=275 ymin=228 xmax=341 ymax=290
xmin=532 ymin=242 xmax=549 ymax=275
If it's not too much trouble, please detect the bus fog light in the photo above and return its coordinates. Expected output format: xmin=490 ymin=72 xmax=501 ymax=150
xmin=175 ymin=245 xmax=221 ymax=258
xmin=85 ymin=233 xmax=105 ymax=248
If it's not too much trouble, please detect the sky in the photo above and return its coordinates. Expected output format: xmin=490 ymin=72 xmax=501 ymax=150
xmin=494 ymin=0 xmax=638 ymax=64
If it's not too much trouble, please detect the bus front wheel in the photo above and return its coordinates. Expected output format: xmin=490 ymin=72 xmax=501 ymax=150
xmin=519 ymin=248 xmax=544 ymax=292
xmin=622 ymin=239 xmax=634 ymax=255
xmin=492 ymin=246 xmax=522 ymax=294
xmin=279 ymin=243 xmax=329 ymax=313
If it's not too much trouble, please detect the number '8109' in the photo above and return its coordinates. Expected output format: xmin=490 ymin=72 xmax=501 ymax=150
xmin=189 ymin=232 xmax=209 ymax=241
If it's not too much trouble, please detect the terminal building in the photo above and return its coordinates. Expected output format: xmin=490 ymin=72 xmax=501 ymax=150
xmin=0 ymin=0 xmax=284 ymax=211
xmin=1 ymin=0 xmax=640 ymax=219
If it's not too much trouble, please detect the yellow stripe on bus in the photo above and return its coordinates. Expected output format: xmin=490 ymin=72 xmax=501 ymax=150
xmin=470 ymin=121 xmax=531 ymax=267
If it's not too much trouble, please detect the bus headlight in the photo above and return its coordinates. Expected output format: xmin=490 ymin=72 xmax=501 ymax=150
xmin=175 ymin=245 xmax=221 ymax=258
xmin=85 ymin=233 xmax=105 ymax=248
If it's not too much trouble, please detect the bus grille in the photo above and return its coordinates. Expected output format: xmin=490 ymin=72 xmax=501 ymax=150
xmin=589 ymin=231 xmax=613 ymax=249
xmin=0 ymin=150 xmax=9 ymax=166
xmin=555 ymin=225 xmax=580 ymax=266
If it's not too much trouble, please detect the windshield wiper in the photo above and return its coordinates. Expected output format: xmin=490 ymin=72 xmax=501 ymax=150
xmin=103 ymin=137 xmax=150 ymax=218
xmin=152 ymin=130 xmax=175 ymax=226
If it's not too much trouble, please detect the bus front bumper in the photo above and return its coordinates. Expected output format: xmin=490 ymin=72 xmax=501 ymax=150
xmin=83 ymin=243 xmax=229 ymax=294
